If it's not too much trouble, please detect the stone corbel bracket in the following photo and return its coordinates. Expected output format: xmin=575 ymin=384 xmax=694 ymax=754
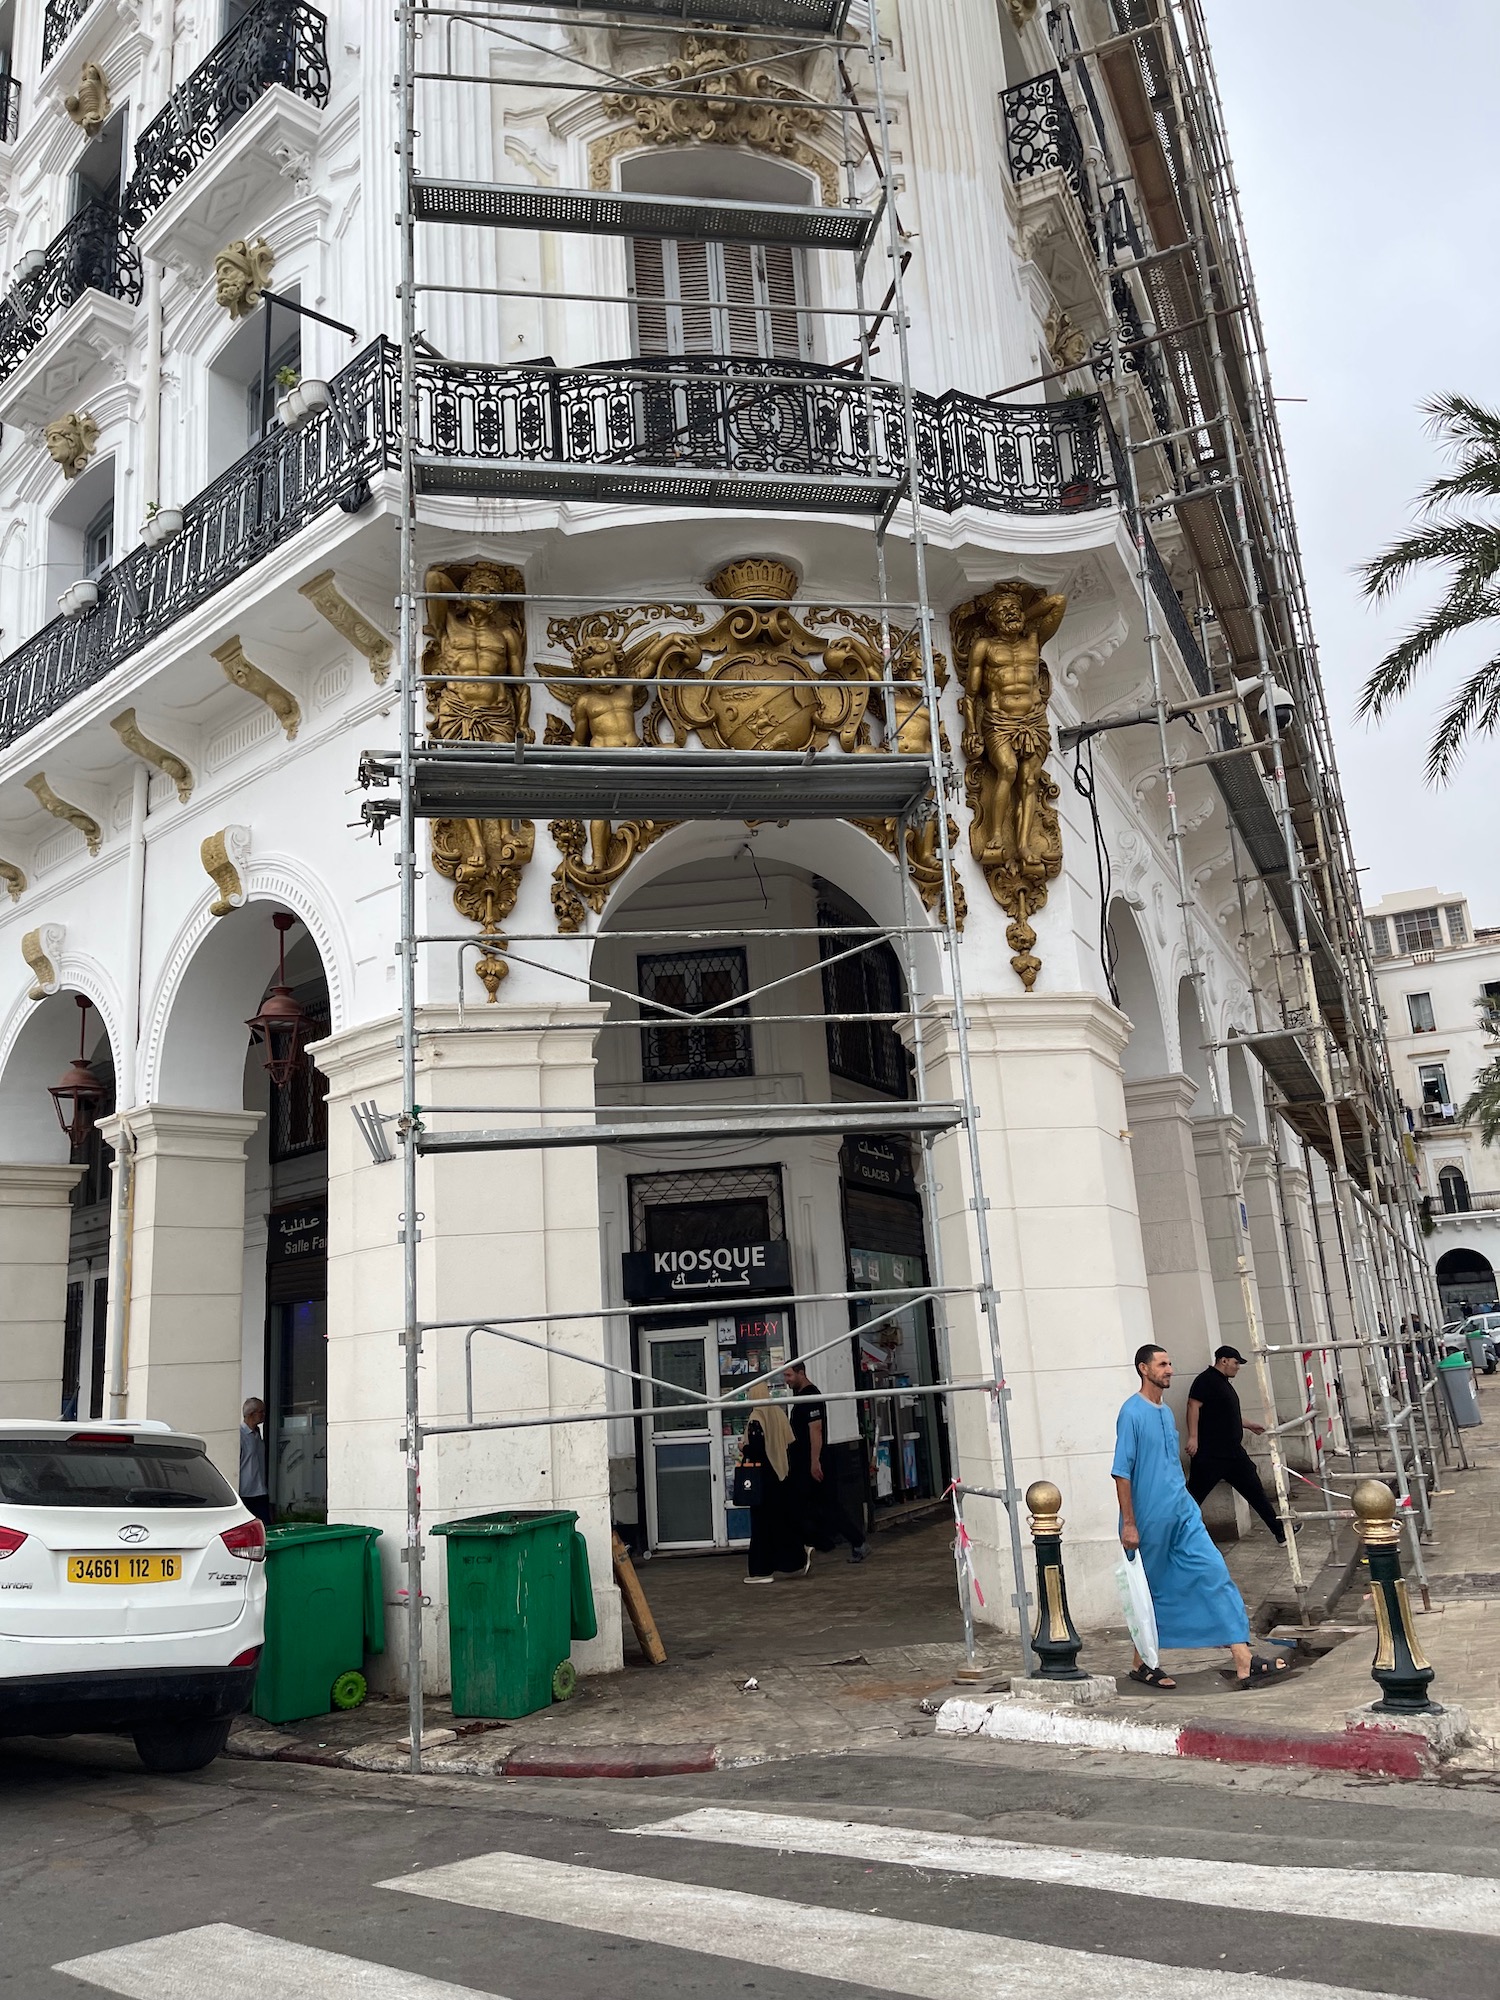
xmin=109 ymin=707 xmax=194 ymax=802
xmin=25 ymin=773 xmax=102 ymax=855
xmin=212 ymin=637 xmax=301 ymax=740
xmin=21 ymin=923 xmax=64 ymax=1000
xmin=0 ymin=858 xmax=25 ymax=902
xmin=201 ymin=826 xmax=250 ymax=918
xmin=298 ymin=569 xmax=394 ymax=686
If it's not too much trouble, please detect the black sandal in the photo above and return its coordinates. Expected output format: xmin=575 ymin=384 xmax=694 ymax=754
xmin=1128 ymin=1664 xmax=1177 ymax=1689
xmin=1236 ymin=1655 xmax=1292 ymax=1688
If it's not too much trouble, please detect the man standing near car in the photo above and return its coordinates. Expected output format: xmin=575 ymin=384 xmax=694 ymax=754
xmin=783 ymin=1360 xmax=868 ymax=1563
xmin=1185 ymin=1346 xmax=1288 ymax=1544
xmin=239 ymin=1398 xmax=271 ymax=1524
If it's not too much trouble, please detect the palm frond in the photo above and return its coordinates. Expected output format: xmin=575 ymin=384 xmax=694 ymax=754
xmin=1360 ymin=521 xmax=1500 ymax=603
xmin=1460 ymin=1058 xmax=1500 ymax=1147
xmin=1425 ymin=651 xmax=1500 ymax=781
xmin=1357 ymin=591 xmax=1500 ymax=720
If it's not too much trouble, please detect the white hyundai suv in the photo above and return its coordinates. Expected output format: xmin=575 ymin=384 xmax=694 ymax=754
xmin=0 ymin=1419 xmax=266 ymax=1771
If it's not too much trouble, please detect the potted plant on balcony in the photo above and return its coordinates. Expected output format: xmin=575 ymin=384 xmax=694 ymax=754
xmin=274 ymin=363 xmax=304 ymax=429
xmin=58 ymin=578 xmax=99 ymax=620
xmin=141 ymin=499 xmax=184 ymax=549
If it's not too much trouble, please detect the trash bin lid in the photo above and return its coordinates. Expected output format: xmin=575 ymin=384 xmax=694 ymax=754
xmin=265 ymin=1522 xmax=384 ymax=1546
xmin=430 ymin=1508 xmax=579 ymax=1538
xmin=1438 ymin=1354 xmax=1471 ymax=1369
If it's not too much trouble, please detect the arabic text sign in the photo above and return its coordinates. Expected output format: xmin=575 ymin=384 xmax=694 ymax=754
xmin=622 ymin=1240 xmax=791 ymax=1303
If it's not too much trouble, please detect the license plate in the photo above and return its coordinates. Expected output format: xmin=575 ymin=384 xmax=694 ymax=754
xmin=67 ymin=1553 xmax=182 ymax=1585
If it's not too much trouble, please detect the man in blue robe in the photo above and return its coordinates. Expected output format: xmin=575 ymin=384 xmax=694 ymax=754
xmin=1113 ymin=1344 xmax=1286 ymax=1690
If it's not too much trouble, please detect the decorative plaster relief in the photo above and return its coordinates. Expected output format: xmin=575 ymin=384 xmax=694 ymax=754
xmin=109 ymin=707 xmax=194 ymax=802
xmin=212 ymin=636 xmax=301 ymax=739
xmin=0 ymin=858 xmax=25 ymax=902
xmin=21 ymin=923 xmax=63 ymax=1000
xmin=213 ymin=236 xmax=275 ymax=321
xmin=25 ymin=773 xmax=101 ymax=855
xmin=298 ymin=568 xmax=393 ymax=685
xmin=200 ymin=825 xmax=250 ymax=917
xmin=43 ymin=410 xmax=99 ymax=480
xmin=64 ymin=63 xmax=111 ymax=140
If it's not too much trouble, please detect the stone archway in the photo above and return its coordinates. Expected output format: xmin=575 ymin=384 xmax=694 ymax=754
xmin=1437 ymin=1246 xmax=1497 ymax=1320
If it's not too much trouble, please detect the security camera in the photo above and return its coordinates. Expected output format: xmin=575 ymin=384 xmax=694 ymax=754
xmin=1265 ymin=678 xmax=1296 ymax=733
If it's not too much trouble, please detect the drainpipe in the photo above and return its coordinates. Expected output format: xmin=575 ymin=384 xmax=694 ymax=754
xmin=139 ymin=260 xmax=163 ymax=524
xmin=104 ymin=761 xmax=148 ymax=1415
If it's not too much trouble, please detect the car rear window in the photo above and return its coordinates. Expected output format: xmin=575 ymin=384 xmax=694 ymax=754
xmin=0 ymin=1439 xmax=236 ymax=1509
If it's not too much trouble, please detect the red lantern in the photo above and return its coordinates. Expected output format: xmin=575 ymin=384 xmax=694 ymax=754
xmin=49 ymin=994 xmax=107 ymax=1148
xmin=246 ymin=912 xmax=307 ymax=1088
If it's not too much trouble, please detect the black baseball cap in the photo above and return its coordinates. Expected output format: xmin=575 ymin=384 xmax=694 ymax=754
xmin=1214 ymin=1345 xmax=1248 ymax=1363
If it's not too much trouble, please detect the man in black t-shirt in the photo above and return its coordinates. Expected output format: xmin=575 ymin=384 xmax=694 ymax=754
xmin=1185 ymin=1346 xmax=1287 ymax=1543
xmin=784 ymin=1361 xmax=868 ymax=1563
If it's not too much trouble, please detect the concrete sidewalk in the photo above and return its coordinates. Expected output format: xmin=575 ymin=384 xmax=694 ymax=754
xmin=226 ymin=1378 xmax=1500 ymax=1782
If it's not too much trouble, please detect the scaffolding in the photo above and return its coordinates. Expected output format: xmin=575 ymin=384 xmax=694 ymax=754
xmin=1041 ymin=0 xmax=1461 ymax=1609
xmin=379 ymin=0 xmax=1036 ymax=1772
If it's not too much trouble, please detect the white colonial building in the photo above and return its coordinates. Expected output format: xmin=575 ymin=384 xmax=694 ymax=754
xmin=0 ymin=0 xmax=1397 ymax=1686
xmin=1368 ymin=887 xmax=1500 ymax=1320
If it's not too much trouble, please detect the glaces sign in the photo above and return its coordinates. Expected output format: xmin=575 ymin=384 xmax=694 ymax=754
xmin=622 ymin=1239 xmax=791 ymax=1303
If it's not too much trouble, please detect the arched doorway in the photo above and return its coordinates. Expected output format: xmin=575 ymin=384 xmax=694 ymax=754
xmin=590 ymin=832 xmax=949 ymax=1556
xmin=1436 ymin=1247 xmax=1496 ymax=1321
xmin=135 ymin=903 xmax=332 ymax=1497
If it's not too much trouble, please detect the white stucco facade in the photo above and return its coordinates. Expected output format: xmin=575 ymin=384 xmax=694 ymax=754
xmin=0 ymin=0 xmax=1345 ymax=1680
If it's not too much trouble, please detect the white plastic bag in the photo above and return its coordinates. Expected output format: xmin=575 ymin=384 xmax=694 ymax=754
xmin=1113 ymin=1548 xmax=1159 ymax=1669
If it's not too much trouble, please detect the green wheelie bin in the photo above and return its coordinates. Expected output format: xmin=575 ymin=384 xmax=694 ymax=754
xmin=432 ymin=1509 xmax=598 ymax=1719
xmin=251 ymin=1522 xmax=386 ymax=1724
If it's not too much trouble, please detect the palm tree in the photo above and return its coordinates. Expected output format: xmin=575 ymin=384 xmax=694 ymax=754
xmin=1461 ymin=1058 xmax=1500 ymax=1148
xmin=1359 ymin=394 xmax=1500 ymax=782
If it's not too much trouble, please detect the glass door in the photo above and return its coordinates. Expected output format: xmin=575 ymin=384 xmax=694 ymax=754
xmin=268 ymin=1297 xmax=328 ymax=1521
xmin=644 ymin=1327 xmax=721 ymax=1550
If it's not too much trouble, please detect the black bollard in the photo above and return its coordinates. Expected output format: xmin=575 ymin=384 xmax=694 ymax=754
xmin=1352 ymin=1479 xmax=1440 ymax=1715
xmin=1026 ymin=1480 xmax=1087 ymax=1681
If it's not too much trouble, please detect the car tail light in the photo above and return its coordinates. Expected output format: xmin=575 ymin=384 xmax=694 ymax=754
xmin=221 ymin=1520 xmax=266 ymax=1562
xmin=0 ymin=1526 xmax=25 ymax=1560
xmin=230 ymin=1646 xmax=263 ymax=1669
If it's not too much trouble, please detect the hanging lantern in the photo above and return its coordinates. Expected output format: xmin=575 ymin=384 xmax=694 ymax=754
xmin=49 ymin=994 xmax=107 ymax=1148
xmin=246 ymin=911 xmax=307 ymax=1089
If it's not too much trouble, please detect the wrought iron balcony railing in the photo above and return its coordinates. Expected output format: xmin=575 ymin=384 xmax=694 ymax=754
xmin=0 ymin=200 xmax=141 ymax=377
xmin=0 ymin=75 xmax=20 ymax=144
xmin=1002 ymin=71 xmax=1087 ymax=204
xmin=42 ymin=0 xmax=93 ymax=70
xmin=121 ymin=0 xmax=331 ymax=231
xmin=0 ymin=347 xmax=1116 ymax=756
xmin=0 ymin=338 xmax=389 ymax=754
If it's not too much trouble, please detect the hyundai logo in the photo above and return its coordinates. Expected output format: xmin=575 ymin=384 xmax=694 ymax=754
xmin=118 ymin=1524 xmax=149 ymax=1544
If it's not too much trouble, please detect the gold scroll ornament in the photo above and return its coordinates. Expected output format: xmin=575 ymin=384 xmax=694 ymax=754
xmin=539 ymin=601 xmax=704 ymax=932
xmin=953 ymin=580 xmax=1067 ymax=989
xmin=423 ymin=561 xmax=535 ymax=988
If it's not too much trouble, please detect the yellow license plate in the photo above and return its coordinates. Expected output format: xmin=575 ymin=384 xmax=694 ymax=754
xmin=67 ymin=1553 xmax=182 ymax=1585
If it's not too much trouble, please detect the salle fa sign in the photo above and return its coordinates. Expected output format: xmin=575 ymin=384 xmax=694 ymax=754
xmin=622 ymin=1239 xmax=791 ymax=1303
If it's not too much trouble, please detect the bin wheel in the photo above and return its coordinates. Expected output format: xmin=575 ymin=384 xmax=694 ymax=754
xmin=331 ymin=1670 xmax=368 ymax=1711
xmin=551 ymin=1660 xmax=578 ymax=1703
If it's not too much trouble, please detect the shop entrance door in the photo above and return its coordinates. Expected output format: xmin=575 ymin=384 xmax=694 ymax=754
xmin=643 ymin=1326 xmax=724 ymax=1550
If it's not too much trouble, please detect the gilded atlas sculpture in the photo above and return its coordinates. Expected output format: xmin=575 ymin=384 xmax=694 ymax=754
xmin=423 ymin=560 xmax=535 ymax=998
xmin=953 ymin=579 xmax=1068 ymax=988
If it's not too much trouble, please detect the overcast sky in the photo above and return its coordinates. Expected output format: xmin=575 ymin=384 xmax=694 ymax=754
xmin=1204 ymin=1 xmax=1498 ymax=915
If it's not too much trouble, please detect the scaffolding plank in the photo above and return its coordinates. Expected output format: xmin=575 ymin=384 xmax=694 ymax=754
xmin=416 ymin=1104 xmax=964 ymax=1155
xmin=361 ymin=745 xmax=935 ymax=822
xmin=413 ymin=458 xmax=900 ymax=515
xmin=1242 ymin=1031 xmax=1322 ymax=1105
xmin=536 ymin=0 xmax=852 ymax=26
xmin=410 ymin=182 xmax=877 ymax=251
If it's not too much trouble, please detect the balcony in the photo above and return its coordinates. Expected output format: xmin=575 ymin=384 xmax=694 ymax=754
xmin=122 ymin=1 xmax=330 ymax=244
xmin=0 ymin=75 xmax=19 ymax=145
xmin=0 ymin=346 xmax=1114 ymax=758
xmin=1421 ymin=1104 xmax=1459 ymax=1128
xmin=42 ymin=0 xmax=93 ymax=70
xmin=0 ymin=201 xmax=140 ymax=419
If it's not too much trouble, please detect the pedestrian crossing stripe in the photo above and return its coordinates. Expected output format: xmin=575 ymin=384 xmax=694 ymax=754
xmin=378 ymin=1848 xmax=1422 ymax=2000
xmin=632 ymin=1806 xmax=1500 ymax=1940
xmin=54 ymin=1922 xmax=504 ymax=1999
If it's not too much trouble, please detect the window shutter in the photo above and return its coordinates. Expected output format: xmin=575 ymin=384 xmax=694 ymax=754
xmin=719 ymin=241 xmax=760 ymax=356
xmin=630 ymin=236 xmax=670 ymax=355
xmin=673 ymin=238 xmax=716 ymax=354
xmin=1368 ymin=917 xmax=1390 ymax=959
xmin=1445 ymin=903 xmax=1469 ymax=946
xmin=759 ymin=243 xmax=805 ymax=359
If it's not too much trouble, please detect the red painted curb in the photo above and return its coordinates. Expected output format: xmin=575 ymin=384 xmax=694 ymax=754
xmin=502 ymin=1742 xmax=719 ymax=1780
xmin=1175 ymin=1722 xmax=1429 ymax=1780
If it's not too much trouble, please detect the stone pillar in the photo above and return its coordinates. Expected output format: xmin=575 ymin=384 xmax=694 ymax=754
xmin=918 ymin=993 xmax=1155 ymax=1631
xmin=0 ymin=1163 xmax=84 ymax=1418
xmin=315 ymin=1008 xmax=623 ymax=1698
xmin=1192 ymin=1114 xmax=1255 ymax=1352
xmin=98 ymin=1108 xmax=262 ymax=1483
xmin=1121 ymin=1074 xmax=1221 ymax=1372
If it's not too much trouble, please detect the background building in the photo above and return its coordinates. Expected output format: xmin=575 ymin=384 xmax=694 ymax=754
xmin=1368 ymin=887 xmax=1500 ymax=1319
xmin=0 ymin=0 xmax=1447 ymax=1692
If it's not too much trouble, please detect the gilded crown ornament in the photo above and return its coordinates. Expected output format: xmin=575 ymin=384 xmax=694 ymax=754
xmin=951 ymin=580 xmax=1067 ymax=989
xmin=708 ymin=558 xmax=800 ymax=603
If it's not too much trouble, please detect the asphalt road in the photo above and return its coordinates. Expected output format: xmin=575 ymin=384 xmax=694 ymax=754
xmin=1 ymin=1732 xmax=1497 ymax=1997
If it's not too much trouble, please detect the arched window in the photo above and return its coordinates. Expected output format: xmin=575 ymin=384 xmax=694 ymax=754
xmin=1440 ymin=1164 xmax=1472 ymax=1214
